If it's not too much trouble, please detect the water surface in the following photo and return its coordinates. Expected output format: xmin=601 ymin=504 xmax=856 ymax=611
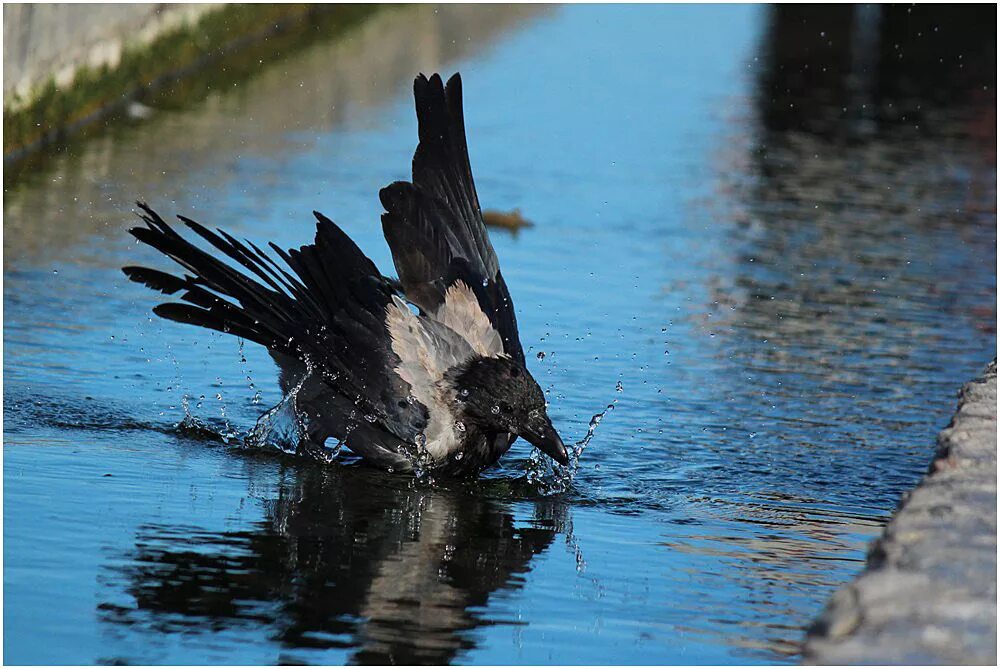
xmin=4 ymin=4 xmax=996 ymax=664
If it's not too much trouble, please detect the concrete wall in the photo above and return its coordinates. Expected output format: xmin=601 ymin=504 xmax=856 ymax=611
xmin=3 ymin=3 xmax=376 ymax=162
xmin=4 ymin=4 xmax=219 ymax=106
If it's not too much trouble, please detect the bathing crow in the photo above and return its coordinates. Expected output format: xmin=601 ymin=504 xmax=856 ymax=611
xmin=122 ymin=73 xmax=567 ymax=477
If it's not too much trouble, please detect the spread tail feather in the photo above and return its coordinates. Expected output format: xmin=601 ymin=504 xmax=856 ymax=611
xmin=123 ymin=202 xmax=420 ymax=436
xmin=124 ymin=202 xmax=303 ymax=349
xmin=379 ymin=73 xmax=524 ymax=362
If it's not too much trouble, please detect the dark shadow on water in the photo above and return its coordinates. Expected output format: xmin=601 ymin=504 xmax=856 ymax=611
xmin=758 ymin=4 xmax=996 ymax=141
xmin=701 ymin=3 xmax=996 ymax=428
xmin=97 ymin=463 xmax=567 ymax=664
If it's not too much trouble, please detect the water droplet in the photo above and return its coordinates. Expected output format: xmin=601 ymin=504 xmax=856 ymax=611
xmin=491 ymin=405 xmax=500 ymax=415
xmin=536 ymin=351 xmax=546 ymax=360
xmin=615 ymin=381 xmax=624 ymax=392
xmin=454 ymin=420 xmax=466 ymax=432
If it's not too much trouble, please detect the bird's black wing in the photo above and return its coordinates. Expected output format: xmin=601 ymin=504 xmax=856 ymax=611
xmin=380 ymin=73 xmax=524 ymax=364
xmin=123 ymin=203 xmax=427 ymax=443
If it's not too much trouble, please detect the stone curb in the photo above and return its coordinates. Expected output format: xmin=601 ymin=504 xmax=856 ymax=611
xmin=803 ymin=360 xmax=997 ymax=665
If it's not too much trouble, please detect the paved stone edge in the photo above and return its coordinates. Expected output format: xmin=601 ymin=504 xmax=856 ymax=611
xmin=803 ymin=359 xmax=998 ymax=665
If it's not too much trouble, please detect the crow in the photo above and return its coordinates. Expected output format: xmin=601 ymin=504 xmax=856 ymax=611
xmin=122 ymin=73 xmax=567 ymax=477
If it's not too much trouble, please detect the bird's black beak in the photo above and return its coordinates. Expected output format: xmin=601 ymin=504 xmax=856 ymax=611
xmin=519 ymin=412 xmax=569 ymax=466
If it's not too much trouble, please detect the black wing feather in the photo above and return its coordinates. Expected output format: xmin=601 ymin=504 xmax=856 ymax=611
xmin=121 ymin=266 xmax=190 ymax=294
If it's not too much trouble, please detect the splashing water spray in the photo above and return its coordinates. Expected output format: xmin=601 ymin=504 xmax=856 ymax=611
xmin=245 ymin=362 xmax=323 ymax=457
xmin=238 ymin=339 xmax=263 ymax=406
xmin=526 ymin=381 xmax=620 ymax=495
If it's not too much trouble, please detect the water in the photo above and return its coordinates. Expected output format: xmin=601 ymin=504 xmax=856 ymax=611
xmin=4 ymin=5 xmax=996 ymax=664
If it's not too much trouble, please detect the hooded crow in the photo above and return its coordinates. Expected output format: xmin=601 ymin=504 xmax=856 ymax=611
xmin=123 ymin=73 xmax=567 ymax=477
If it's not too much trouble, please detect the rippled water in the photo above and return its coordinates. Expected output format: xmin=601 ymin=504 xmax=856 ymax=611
xmin=4 ymin=5 xmax=996 ymax=664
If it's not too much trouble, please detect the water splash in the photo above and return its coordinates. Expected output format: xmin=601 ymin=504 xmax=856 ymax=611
xmin=526 ymin=392 xmax=618 ymax=496
xmin=406 ymin=433 xmax=437 ymax=483
xmin=244 ymin=390 xmax=306 ymax=455
xmin=572 ymin=402 xmax=616 ymax=467
xmin=173 ymin=393 xmax=219 ymax=440
xmin=244 ymin=373 xmax=312 ymax=456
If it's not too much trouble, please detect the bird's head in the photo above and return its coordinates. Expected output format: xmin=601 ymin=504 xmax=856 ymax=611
xmin=447 ymin=356 xmax=568 ymax=465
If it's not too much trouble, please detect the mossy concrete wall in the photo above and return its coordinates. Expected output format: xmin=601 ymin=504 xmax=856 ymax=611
xmin=4 ymin=4 xmax=218 ymax=104
xmin=2 ymin=3 xmax=379 ymax=163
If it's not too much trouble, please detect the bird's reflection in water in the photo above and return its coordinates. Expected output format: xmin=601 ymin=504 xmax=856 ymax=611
xmin=99 ymin=463 xmax=565 ymax=664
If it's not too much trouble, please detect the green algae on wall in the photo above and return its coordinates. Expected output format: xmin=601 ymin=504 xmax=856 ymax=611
xmin=3 ymin=3 xmax=383 ymax=164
